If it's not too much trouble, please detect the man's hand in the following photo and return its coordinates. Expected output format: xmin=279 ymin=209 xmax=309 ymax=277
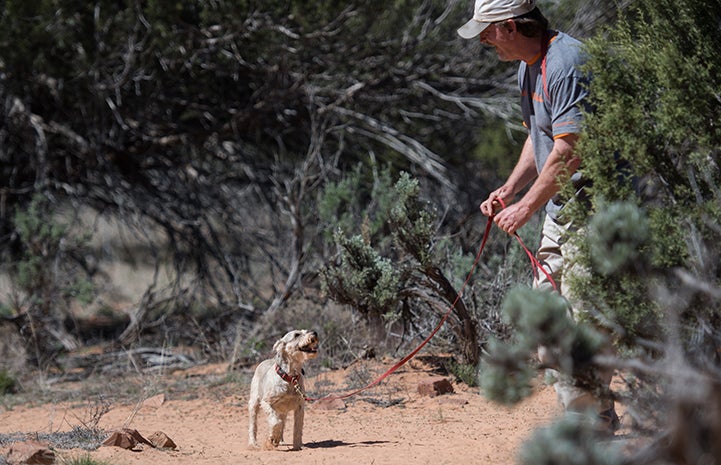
xmin=480 ymin=187 xmax=514 ymax=217
xmin=492 ymin=201 xmax=533 ymax=235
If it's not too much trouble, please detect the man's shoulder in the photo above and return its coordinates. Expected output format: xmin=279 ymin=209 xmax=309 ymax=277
xmin=548 ymin=31 xmax=587 ymax=68
xmin=552 ymin=32 xmax=585 ymax=56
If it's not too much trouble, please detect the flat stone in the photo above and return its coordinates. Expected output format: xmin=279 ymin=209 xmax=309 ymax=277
xmin=147 ymin=431 xmax=177 ymax=449
xmin=311 ymin=394 xmax=347 ymax=410
xmin=417 ymin=377 xmax=454 ymax=397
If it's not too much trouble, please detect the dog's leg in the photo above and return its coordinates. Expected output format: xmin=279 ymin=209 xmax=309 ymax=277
xmin=291 ymin=405 xmax=304 ymax=450
xmin=264 ymin=404 xmax=284 ymax=449
xmin=278 ymin=412 xmax=287 ymax=444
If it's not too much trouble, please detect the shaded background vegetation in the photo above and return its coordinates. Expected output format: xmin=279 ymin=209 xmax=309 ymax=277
xmin=3 ymin=0 xmax=605 ymax=367
xmin=2 ymin=0 xmax=721 ymax=463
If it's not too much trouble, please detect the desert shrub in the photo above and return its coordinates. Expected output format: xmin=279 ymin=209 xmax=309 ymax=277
xmin=60 ymin=455 xmax=116 ymax=465
xmin=568 ymin=203 xmax=663 ymax=342
xmin=481 ymin=0 xmax=721 ymax=461
xmin=0 ymin=426 xmax=106 ymax=451
xmin=0 ymin=370 xmax=17 ymax=395
xmin=446 ymin=360 xmax=478 ymax=388
xmin=518 ymin=413 xmax=623 ymax=465
xmin=479 ymin=338 xmax=535 ymax=405
xmin=48 ymin=426 xmax=108 ymax=451
xmin=5 ymin=195 xmax=96 ymax=367
xmin=322 ymin=171 xmax=487 ymax=365
xmin=318 ymin=162 xmax=397 ymax=246
xmin=479 ymin=286 xmax=606 ymax=405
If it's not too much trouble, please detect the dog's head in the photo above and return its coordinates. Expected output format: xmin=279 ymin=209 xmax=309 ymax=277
xmin=273 ymin=329 xmax=320 ymax=365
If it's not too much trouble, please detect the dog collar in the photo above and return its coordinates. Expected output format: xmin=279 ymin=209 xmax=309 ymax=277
xmin=275 ymin=364 xmax=300 ymax=386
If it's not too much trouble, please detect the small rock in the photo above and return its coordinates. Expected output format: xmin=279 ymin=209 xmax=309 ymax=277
xmin=147 ymin=431 xmax=177 ymax=450
xmin=6 ymin=440 xmax=55 ymax=465
xmin=417 ymin=377 xmax=454 ymax=397
xmin=311 ymin=395 xmax=347 ymax=410
xmin=101 ymin=428 xmax=151 ymax=450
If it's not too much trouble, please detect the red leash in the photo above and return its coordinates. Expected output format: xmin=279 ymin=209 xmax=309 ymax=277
xmin=494 ymin=198 xmax=558 ymax=292
xmin=307 ymin=204 xmax=556 ymax=403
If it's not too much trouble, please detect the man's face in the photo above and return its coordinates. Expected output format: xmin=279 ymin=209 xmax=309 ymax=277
xmin=478 ymin=21 xmax=519 ymax=62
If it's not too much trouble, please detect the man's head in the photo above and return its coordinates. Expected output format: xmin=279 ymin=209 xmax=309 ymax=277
xmin=457 ymin=0 xmax=538 ymax=39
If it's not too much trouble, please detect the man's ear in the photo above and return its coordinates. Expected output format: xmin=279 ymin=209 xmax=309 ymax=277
xmin=501 ymin=19 xmax=517 ymax=34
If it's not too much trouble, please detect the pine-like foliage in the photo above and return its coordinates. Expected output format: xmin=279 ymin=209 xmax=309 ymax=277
xmin=483 ymin=0 xmax=721 ymax=462
xmin=570 ymin=1 xmax=721 ymax=458
xmin=321 ymin=172 xmax=485 ymax=364
xmin=573 ymin=0 xmax=721 ymax=356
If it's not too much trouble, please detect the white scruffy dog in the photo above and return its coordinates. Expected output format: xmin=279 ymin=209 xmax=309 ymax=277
xmin=248 ymin=329 xmax=319 ymax=450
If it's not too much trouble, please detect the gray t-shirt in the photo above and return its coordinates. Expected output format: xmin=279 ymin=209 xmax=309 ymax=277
xmin=518 ymin=31 xmax=589 ymax=220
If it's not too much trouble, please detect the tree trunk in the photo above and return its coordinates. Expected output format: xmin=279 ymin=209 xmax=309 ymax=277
xmin=424 ymin=266 xmax=479 ymax=366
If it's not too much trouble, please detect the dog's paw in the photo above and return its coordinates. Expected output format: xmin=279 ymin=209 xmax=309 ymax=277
xmin=263 ymin=438 xmax=280 ymax=450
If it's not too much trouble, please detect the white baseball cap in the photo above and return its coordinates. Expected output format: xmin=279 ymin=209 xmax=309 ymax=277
xmin=457 ymin=0 xmax=537 ymax=39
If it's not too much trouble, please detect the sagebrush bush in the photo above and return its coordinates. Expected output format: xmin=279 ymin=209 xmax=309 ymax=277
xmin=518 ymin=413 xmax=623 ymax=465
xmin=0 ymin=369 xmax=17 ymax=395
xmin=479 ymin=338 xmax=535 ymax=405
xmin=60 ymin=455 xmax=116 ymax=465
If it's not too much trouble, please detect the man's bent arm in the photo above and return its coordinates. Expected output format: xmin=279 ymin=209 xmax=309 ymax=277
xmin=518 ymin=134 xmax=580 ymax=214
xmin=493 ymin=134 xmax=580 ymax=233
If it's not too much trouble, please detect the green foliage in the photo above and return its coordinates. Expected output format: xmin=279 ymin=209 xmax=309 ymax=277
xmin=0 ymin=303 xmax=11 ymax=318
xmin=388 ymin=172 xmax=436 ymax=268
xmin=0 ymin=370 xmax=17 ymax=395
xmin=571 ymin=268 xmax=662 ymax=341
xmin=646 ymin=207 xmax=689 ymax=269
xmin=518 ymin=413 xmax=623 ymax=465
xmin=586 ymin=201 xmax=649 ymax=276
xmin=321 ymin=232 xmax=401 ymax=321
xmin=579 ymin=0 xmax=721 ymax=216
xmin=317 ymin=162 xmax=396 ymax=243
xmin=61 ymin=456 xmax=116 ymax=465
xmin=501 ymin=286 xmax=604 ymax=369
xmin=14 ymin=196 xmax=65 ymax=291
xmin=447 ymin=360 xmax=478 ymax=387
xmin=13 ymin=195 xmax=95 ymax=305
xmin=502 ymin=287 xmax=575 ymax=352
xmin=568 ymin=0 xmax=721 ymax=347
xmin=566 ymin=202 xmax=665 ymax=340
xmin=321 ymin=170 xmax=486 ymax=363
xmin=544 ymin=1 xmax=721 ymax=460
xmin=472 ymin=119 xmax=524 ymax=178
xmin=480 ymin=286 xmax=607 ymax=404
xmin=479 ymin=338 xmax=535 ymax=405
xmin=6 ymin=195 xmax=96 ymax=365
xmin=321 ymin=171 xmax=437 ymax=323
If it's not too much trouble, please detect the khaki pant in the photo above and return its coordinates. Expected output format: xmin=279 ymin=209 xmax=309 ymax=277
xmin=534 ymin=215 xmax=614 ymax=413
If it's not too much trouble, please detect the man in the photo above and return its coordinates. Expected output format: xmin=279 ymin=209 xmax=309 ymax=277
xmin=457 ymin=0 xmax=619 ymax=430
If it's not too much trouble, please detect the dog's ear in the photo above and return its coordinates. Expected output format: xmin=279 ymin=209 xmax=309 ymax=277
xmin=273 ymin=338 xmax=285 ymax=353
xmin=273 ymin=339 xmax=287 ymax=365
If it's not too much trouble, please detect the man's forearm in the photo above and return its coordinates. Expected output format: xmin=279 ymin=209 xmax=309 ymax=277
xmin=517 ymin=134 xmax=581 ymax=213
xmin=503 ymin=136 xmax=538 ymax=196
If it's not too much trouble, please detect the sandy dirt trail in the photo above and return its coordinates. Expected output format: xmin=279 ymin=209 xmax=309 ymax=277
xmin=1 ymin=359 xmax=562 ymax=465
